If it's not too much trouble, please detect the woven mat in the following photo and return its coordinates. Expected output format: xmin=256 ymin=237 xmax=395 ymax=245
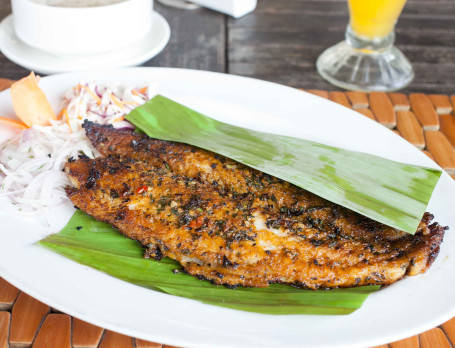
xmin=1 ymin=80 xmax=455 ymax=348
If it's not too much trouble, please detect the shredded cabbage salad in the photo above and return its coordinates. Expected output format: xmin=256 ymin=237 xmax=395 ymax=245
xmin=62 ymin=82 xmax=154 ymax=131
xmin=0 ymin=82 xmax=153 ymax=219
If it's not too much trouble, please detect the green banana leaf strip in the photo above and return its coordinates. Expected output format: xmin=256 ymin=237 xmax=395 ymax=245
xmin=125 ymin=95 xmax=441 ymax=234
xmin=38 ymin=211 xmax=379 ymax=315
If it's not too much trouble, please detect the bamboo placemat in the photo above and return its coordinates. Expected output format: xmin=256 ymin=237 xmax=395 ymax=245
xmin=0 ymin=79 xmax=454 ymax=348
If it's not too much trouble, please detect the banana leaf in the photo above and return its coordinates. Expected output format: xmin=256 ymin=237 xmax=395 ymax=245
xmin=125 ymin=95 xmax=441 ymax=234
xmin=38 ymin=210 xmax=379 ymax=315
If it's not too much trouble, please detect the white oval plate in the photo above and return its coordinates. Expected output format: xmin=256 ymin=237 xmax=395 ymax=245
xmin=0 ymin=68 xmax=454 ymax=348
xmin=0 ymin=13 xmax=170 ymax=75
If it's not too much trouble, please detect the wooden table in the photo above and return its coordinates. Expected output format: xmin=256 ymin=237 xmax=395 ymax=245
xmin=0 ymin=0 xmax=455 ymax=347
xmin=1 ymin=0 xmax=455 ymax=93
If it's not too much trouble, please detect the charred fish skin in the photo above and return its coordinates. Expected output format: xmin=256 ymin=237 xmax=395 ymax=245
xmin=65 ymin=156 xmax=445 ymax=289
xmin=82 ymin=120 xmax=284 ymax=194
xmin=83 ymin=121 xmax=434 ymax=244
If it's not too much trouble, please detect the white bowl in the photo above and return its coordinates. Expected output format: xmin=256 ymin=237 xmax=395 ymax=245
xmin=11 ymin=0 xmax=154 ymax=55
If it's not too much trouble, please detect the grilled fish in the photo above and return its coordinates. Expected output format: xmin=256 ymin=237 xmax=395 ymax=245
xmin=65 ymin=152 xmax=445 ymax=288
xmin=83 ymin=121 xmax=440 ymax=244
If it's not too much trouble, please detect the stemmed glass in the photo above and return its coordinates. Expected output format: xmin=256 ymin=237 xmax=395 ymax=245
xmin=317 ymin=0 xmax=413 ymax=92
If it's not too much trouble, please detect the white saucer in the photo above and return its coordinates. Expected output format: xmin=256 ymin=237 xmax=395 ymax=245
xmin=0 ymin=13 xmax=170 ymax=75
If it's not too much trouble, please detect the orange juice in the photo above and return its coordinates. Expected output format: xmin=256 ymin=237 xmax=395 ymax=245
xmin=348 ymin=0 xmax=407 ymax=40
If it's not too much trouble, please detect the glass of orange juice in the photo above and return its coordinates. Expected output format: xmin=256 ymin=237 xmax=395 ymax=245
xmin=317 ymin=0 xmax=414 ymax=92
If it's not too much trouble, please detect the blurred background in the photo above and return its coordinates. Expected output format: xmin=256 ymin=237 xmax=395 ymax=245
xmin=0 ymin=0 xmax=454 ymax=93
